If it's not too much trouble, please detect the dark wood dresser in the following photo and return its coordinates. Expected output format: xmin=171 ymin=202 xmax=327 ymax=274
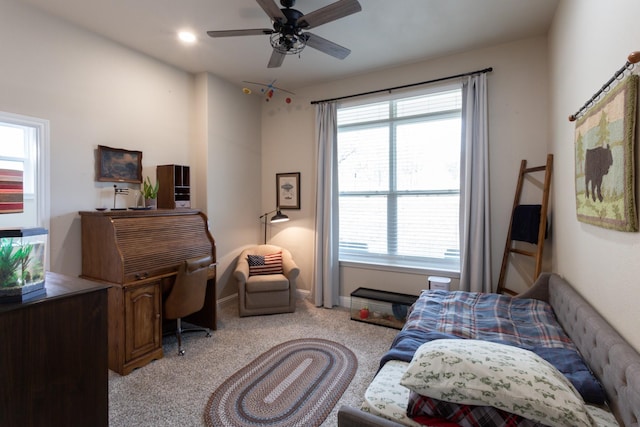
xmin=79 ymin=209 xmax=216 ymax=375
xmin=0 ymin=272 xmax=109 ymax=427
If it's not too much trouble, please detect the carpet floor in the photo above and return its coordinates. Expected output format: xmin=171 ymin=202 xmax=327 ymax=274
xmin=108 ymin=296 xmax=399 ymax=427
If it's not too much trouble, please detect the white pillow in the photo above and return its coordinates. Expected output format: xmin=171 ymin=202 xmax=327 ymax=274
xmin=399 ymin=339 xmax=595 ymax=427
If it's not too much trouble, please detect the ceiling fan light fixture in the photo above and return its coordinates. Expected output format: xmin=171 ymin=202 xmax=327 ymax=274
xmin=269 ymin=32 xmax=306 ymax=55
xmin=207 ymin=0 xmax=362 ymax=67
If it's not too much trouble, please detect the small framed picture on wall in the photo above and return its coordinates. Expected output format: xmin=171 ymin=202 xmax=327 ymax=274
xmin=276 ymin=172 xmax=300 ymax=209
xmin=96 ymin=145 xmax=143 ymax=184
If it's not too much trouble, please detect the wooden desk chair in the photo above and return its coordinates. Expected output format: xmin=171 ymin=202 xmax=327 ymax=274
xmin=163 ymin=255 xmax=212 ymax=355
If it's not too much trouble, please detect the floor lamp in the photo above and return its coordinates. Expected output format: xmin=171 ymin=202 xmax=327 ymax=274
xmin=260 ymin=208 xmax=289 ymax=244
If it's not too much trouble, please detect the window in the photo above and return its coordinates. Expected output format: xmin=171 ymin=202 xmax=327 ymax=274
xmin=337 ymin=85 xmax=462 ymax=271
xmin=0 ymin=112 xmax=50 ymax=230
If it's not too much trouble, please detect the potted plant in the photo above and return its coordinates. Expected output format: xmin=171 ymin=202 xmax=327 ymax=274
xmin=142 ymin=176 xmax=159 ymax=209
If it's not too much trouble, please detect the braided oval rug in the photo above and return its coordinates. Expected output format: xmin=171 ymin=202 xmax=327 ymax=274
xmin=204 ymin=338 xmax=357 ymax=427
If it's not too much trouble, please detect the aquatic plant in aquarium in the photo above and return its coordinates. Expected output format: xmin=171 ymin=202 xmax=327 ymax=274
xmin=0 ymin=228 xmax=47 ymax=302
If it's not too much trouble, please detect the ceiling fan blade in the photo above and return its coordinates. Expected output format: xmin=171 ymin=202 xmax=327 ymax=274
xmin=256 ymin=0 xmax=286 ymax=22
xmin=267 ymin=49 xmax=286 ymax=68
xmin=298 ymin=0 xmax=362 ymax=29
xmin=304 ymin=32 xmax=351 ymax=59
xmin=207 ymin=29 xmax=274 ymax=38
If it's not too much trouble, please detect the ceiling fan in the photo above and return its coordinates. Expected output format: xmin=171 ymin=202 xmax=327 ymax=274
xmin=206 ymin=0 xmax=362 ymax=68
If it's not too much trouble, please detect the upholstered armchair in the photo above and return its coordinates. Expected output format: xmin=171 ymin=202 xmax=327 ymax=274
xmin=234 ymin=244 xmax=300 ymax=317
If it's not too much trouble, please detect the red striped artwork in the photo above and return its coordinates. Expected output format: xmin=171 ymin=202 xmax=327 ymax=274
xmin=0 ymin=168 xmax=24 ymax=214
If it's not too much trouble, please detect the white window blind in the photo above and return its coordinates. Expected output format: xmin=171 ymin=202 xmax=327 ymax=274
xmin=337 ymin=87 xmax=462 ymax=271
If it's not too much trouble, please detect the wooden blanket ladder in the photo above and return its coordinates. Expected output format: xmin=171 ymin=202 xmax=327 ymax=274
xmin=496 ymin=154 xmax=553 ymax=295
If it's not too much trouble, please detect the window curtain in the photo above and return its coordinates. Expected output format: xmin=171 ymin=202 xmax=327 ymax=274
xmin=313 ymin=102 xmax=340 ymax=308
xmin=459 ymin=73 xmax=492 ymax=292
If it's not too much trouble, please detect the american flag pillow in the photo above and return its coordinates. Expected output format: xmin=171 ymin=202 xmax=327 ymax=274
xmin=247 ymin=251 xmax=283 ymax=276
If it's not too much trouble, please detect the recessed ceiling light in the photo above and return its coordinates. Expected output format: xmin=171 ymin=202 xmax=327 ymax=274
xmin=178 ymin=31 xmax=196 ymax=44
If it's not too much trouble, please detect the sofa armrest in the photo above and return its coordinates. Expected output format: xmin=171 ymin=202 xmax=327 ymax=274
xmin=282 ymin=257 xmax=300 ymax=281
xmin=514 ymin=272 xmax=550 ymax=302
xmin=234 ymin=256 xmax=249 ymax=284
xmin=337 ymin=406 xmax=406 ymax=427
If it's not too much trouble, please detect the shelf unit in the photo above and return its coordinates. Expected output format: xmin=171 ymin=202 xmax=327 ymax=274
xmin=157 ymin=164 xmax=191 ymax=209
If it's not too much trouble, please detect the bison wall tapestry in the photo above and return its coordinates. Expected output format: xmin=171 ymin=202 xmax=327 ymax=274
xmin=575 ymin=74 xmax=638 ymax=231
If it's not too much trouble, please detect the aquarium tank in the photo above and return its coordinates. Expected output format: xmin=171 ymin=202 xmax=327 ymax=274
xmin=0 ymin=227 xmax=47 ymax=302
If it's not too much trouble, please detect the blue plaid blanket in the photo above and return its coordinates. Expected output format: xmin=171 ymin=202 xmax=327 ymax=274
xmin=380 ymin=289 xmax=606 ymax=404
xmin=404 ymin=289 xmax=573 ymax=348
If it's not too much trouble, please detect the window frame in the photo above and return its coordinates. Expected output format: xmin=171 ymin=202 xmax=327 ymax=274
xmin=0 ymin=111 xmax=51 ymax=235
xmin=336 ymin=85 xmax=462 ymax=273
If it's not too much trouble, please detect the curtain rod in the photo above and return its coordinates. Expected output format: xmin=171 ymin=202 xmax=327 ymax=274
xmin=568 ymin=51 xmax=640 ymax=122
xmin=310 ymin=67 xmax=493 ymax=105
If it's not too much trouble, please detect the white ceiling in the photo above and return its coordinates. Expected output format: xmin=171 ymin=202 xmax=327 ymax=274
xmin=21 ymin=0 xmax=559 ymax=91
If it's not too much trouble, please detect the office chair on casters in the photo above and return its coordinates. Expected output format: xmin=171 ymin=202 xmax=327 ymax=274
xmin=163 ymin=254 xmax=213 ymax=356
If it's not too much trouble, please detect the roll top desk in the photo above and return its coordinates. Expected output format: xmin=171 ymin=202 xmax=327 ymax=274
xmin=79 ymin=209 xmax=216 ymax=375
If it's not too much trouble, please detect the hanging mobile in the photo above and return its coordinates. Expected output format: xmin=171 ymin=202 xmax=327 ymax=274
xmin=242 ymin=79 xmax=295 ymax=103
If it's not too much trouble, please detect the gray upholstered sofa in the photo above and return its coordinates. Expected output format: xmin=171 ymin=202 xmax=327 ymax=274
xmin=338 ymin=273 xmax=640 ymax=427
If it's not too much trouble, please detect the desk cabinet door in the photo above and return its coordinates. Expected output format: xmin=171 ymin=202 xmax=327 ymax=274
xmin=124 ymin=282 xmax=161 ymax=363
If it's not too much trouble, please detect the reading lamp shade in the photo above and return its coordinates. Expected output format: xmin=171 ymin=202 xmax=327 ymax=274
xmin=261 ymin=208 xmax=290 ymax=244
xmin=270 ymin=210 xmax=289 ymax=223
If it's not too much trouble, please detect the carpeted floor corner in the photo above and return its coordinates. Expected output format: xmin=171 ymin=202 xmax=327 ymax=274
xmin=108 ymin=296 xmax=398 ymax=427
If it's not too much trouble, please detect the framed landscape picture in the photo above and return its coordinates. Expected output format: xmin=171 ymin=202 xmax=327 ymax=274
xmin=276 ymin=172 xmax=300 ymax=209
xmin=96 ymin=145 xmax=143 ymax=184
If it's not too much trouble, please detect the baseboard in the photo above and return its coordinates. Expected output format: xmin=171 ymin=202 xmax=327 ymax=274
xmin=338 ymin=295 xmax=350 ymax=308
xmin=297 ymin=289 xmax=310 ymax=300
xmin=216 ymin=289 xmax=312 ymax=309
xmin=217 ymin=293 xmax=237 ymax=308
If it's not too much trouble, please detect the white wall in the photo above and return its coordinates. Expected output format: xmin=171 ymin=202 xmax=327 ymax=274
xmin=548 ymin=0 xmax=640 ymax=352
xmin=0 ymin=0 xmax=190 ymax=273
xmin=262 ymin=36 xmax=551 ymax=299
xmin=0 ymin=0 xmax=262 ymax=302
xmin=198 ymin=73 xmax=263 ymax=299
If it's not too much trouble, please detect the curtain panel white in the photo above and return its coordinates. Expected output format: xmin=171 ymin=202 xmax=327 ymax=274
xmin=459 ymin=73 xmax=492 ymax=292
xmin=313 ymin=102 xmax=340 ymax=308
